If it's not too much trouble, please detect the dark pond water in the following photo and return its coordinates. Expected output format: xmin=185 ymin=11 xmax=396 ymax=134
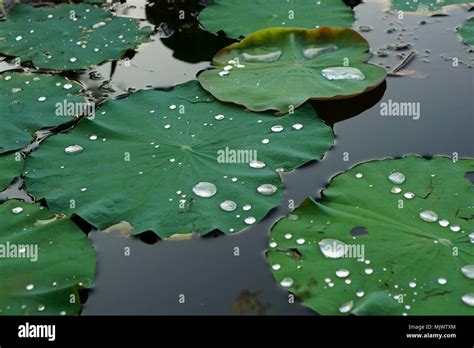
xmin=1 ymin=0 xmax=473 ymax=315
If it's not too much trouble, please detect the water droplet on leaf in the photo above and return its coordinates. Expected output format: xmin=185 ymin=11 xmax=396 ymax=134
xmin=192 ymin=182 xmax=217 ymax=198
xmin=64 ymin=145 xmax=83 ymax=155
xmin=388 ymin=172 xmax=406 ymax=184
xmin=319 ymin=239 xmax=347 ymax=259
xmin=220 ymin=200 xmax=237 ymax=212
xmin=12 ymin=207 xmax=24 ymax=214
xmin=257 ymin=184 xmax=278 ymax=195
xmin=461 ymin=265 xmax=474 ymax=279
xmin=419 ymin=210 xmax=438 ymax=222
xmin=336 ymin=269 xmax=350 ymax=278
xmin=322 ymin=67 xmax=365 ymax=81
xmin=338 ymin=300 xmax=354 ymax=313
xmin=280 ymin=277 xmax=294 ymax=288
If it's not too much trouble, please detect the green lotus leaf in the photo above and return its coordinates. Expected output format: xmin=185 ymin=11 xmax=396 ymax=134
xmin=0 ymin=152 xmax=22 ymax=190
xmin=0 ymin=72 xmax=86 ymax=153
xmin=459 ymin=17 xmax=474 ymax=47
xmin=267 ymin=156 xmax=474 ymax=315
xmin=0 ymin=4 xmax=151 ymax=70
xmin=390 ymin=0 xmax=470 ymax=12
xmin=24 ymin=81 xmax=334 ymax=238
xmin=199 ymin=0 xmax=355 ymax=39
xmin=0 ymin=200 xmax=96 ymax=315
xmin=198 ymin=27 xmax=387 ymax=113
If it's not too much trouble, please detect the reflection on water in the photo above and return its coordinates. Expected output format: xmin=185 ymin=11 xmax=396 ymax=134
xmin=146 ymin=0 xmax=235 ymax=63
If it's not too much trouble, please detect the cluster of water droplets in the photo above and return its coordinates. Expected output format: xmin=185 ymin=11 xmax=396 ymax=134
xmin=218 ymin=58 xmax=246 ymax=77
xmin=271 ymin=164 xmax=474 ymax=314
xmin=3 ymin=74 xmax=78 ymax=106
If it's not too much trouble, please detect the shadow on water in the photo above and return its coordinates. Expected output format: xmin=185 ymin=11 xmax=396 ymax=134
xmin=312 ymin=81 xmax=387 ymax=126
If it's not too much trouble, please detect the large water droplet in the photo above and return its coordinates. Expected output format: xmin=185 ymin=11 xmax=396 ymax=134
xmin=461 ymin=265 xmax=474 ymax=279
xmin=461 ymin=294 xmax=474 ymax=307
xmin=319 ymin=239 xmax=347 ymax=259
xmin=220 ymin=200 xmax=237 ymax=212
xmin=364 ymin=268 xmax=374 ymax=275
xmin=271 ymin=125 xmax=284 ymax=133
xmin=404 ymin=192 xmax=415 ymax=199
xmin=439 ymin=219 xmax=450 ymax=227
xmin=356 ymin=291 xmax=365 ymax=298
xmin=12 ymin=207 xmax=24 ymax=214
xmin=244 ymin=216 xmax=256 ymax=225
xmin=64 ymin=145 xmax=83 ymax=155
xmin=409 ymin=281 xmax=417 ymax=288
xmin=336 ymin=269 xmax=350 ymax=278
xmin=292 ymin=123 xmax=303 ymax=130
xmin=388 ymin=172 xmax=406 ymax=184
xmin=391 ymin=186 xmax=402 ymax=194
xmin=419 ymin=210 xmax=438 ymax=222
xmin=241 ymin=51 xmax=282 ymax=63
xmin=437 ymin=278 xmax=447 ymax=285
xmin=257 ymin=184 xmax=278 ymax=195
xmin=338 ymin=300 xmax=354 ymax=314
xmin=296 ymin=238 xmax=305 ymax=245
xmin=280 ymin=277 xmax=294 ymax=288
xmin=450 ymin=224 xmax=461 ymax=232
xmin=322 ymin=67 xmax=365 ymax=81
xmin=303 ymin=45 xmax=337 ymax=59
xmin=192 ymin=182 xmax=217 ymax=198
xmin=249 ymin=160 xmax=266 ymax=169
xmin=214 ymin=114 xmax=225 ymax=121
xmin=272 ymin=264 xmax=281 ymax=271
xmin=26 ymin=284 xmax=34 ymax=291
xmin=92 ymin=21 xmax=106 ymax=29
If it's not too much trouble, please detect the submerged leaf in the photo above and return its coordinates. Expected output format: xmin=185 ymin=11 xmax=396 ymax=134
xmin=267 ymin=156 xmax=474 ymax=315
xmin=0 ymin=72 xmax=86 ymax=153
xmin=24 ymin=81 xmax=333 ymax=238
xmin=199 ymin=0 xmax=355 ymax=39
xmin=0 ymin=4 xmax=151 ymax=70
xmin=198 ymin=27 xmax=387 ymax=112
xmin=459 ymin=17 xmax=474 ymax=47
xmin=0 ymin=200 xmax=96 ymax=315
